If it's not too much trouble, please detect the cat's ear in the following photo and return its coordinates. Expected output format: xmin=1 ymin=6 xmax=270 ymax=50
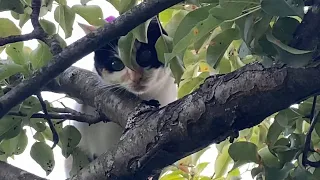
xmin=147 ymin=17 xmax=166 ymax=44
xmin=78 ymin=22 xmax=97 ymax=34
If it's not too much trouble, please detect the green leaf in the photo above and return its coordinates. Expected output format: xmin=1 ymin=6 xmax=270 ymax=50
xmin=191 ymin=147 xmax=210 ymax=164
xmin=216 ymin=57 xmax=231 ymax=73
xmin=314 ymin=168 xmax=320 ymax=178
xmin=33 ymin=132 xmax=45 ymax=142
xmin=53 ymin=34 xmax=67 ymax=48
xmin=118 ymin=32 xmax=136 ymax=70
xmin=267 ymin=120 xmax=285 ymax=146
xmin=165 ymin=10 xmax=189 ymax=37
xmin=54 ymin=5 xmax=75 ymax=38
xmin=209 ymin=2 xmax=247 ymax=20
xmin=276 ymin=148 xmax=298 ymax=165
xmin=10 ymin=11 xmax=20 ymax=20
xmin=69 ymin=147 xmax=90 ymax=177
xmin=60 ymin=125 xmax=81 ymax=158
xmin=228 ymin=142 xmax=259 ymax=168
xmin=109 ymin=0 xmax=137 ymax=14
xmin=194 ymin=32 xmax=211 ymax=52
xmin=0 ymin=115 xmax=23 ymax=141
xmin=0 ymin=128 xmax=27 ymax=157
xmin=272 ymin=17 xmax=300 ymax=45
xmin=291 ymin=166 xmax=317 ymax=180
xmin=71 ymin=5 xmax=104 ymax=26
xmin=181 ymin=62 xmax=199 ymax=80
xmin=5 ymin=42 xmax=26 ymax=65
xmin=30 ymin=142 xmax=55 ymax=175
xmin=39 ymin=19 xmax=56 ymax=35
xmin=54 ymin=0 xmax=66 ymax=5
xmin=0 ymin=63 xmax=25 ymax=81
xmin=29 ymin=41 xmax=53 ymax=70
xmin=132 ymin=19 xmax=152 ymax=43
xmin=264 ymin=162 xmax=295 ymax=180
xmin=166 ymin=15 xmax=223 ymax=62
xmin=258 ymin=124 xmax=268 ymax=145
xmin=159 ymin=8 xmax=175 ymax=28
xmin=261 ymin=0 xmax=304 ymax=18
xmin=178 ymin=72 xmax=209 ymax=98
xmin=159 ymin=171 xmax=186 ymax=180
xmin=266 ymin=31 xmax=313 ymax=68
xmin=206 ymin=28 xmax=240 ymax=68
xmin=80 ymin=0 xmax=91 ymax=5
xmin=39 ymin=0 xmax=54 ymax=17
xmin=12 ymin=129 xmax=28 ymax=155
xmin=258 ymin=146 xmax=281 ymax=168
xmin=29 ymin=120 xmax=46 ymax=133
xmin=18 ymin=13 xmax=30 ymax=28
xmin=275 ymin=108 xmax=302 ymax=128
xmin=0 ymin=0 xmax=24 ymax=14
xmin=219 ymin=0 xmax=260 ymax=7
xmin=251 ymin=166 xmax=264 ymax=179
xmin=214 ymin=144 xmax=231 ymax=178
xmin=173 ymin=4 xmax=216 ymax=45
xmin=216 ymin=139 xmax=231 ymax=153
xmin=156 ymin=34 xmax=184 ymax=84
xmin=156 ymin=34 xmax=173 ymax=64
xmin=195 ymin=162 xmax=210 ymax=175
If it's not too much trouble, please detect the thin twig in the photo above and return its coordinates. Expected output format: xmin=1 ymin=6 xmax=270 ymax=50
xmin=302 ymin=96 xmax=320 ymax=167
xmin=8 ymin=110 xmax=104 ymax=124
xmin=36 ymin=92 xmax=59 ymax=149
xmin=30 ymin=0 xmax=42 ymax=30
xmin=30 ymin=0 xmax=62 ymax=54
xmin=0 ymin=32 xmax=37 ymax=46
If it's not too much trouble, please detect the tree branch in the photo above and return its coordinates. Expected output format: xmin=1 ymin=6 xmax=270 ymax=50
xmin=0 ymin=0 xmax=184 ymax=119
xmin=0 ymin=161 xmax=47 ymax=180
xmin=30 ymin=0 xmax=42 ymax=30
xmin=0 ymin=32 xmax=37 ymax=46
xmin=48 ymin=62 xmax=320 ymax=180
xmin=36 ymin=92 xmax=59 ymax=149
xmin=0 ymin=0 xmax=62 ymax=54
xmin=290 ymin=0 xmax=320 ymax=59
xmin=8 ymin=107 xmax=106 ymax=124
xmin=47 ymin=67 xmax=139 ymax=128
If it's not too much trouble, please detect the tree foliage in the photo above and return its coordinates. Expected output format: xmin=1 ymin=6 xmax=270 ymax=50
xmin=0 ymin=0 xmax=320 ymax=180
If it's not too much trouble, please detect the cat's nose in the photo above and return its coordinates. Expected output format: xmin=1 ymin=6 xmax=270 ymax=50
xmin=128 ymin=70 xmax=142 ymax=83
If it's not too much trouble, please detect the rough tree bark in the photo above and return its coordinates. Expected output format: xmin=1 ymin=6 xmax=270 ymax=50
xmin=0 ymin=161 xmax=46 ymax=180
xmin=53 ymin=63 xmax=320 ymax=180
xmin=1 ymin=0 xmax=320 ymax=180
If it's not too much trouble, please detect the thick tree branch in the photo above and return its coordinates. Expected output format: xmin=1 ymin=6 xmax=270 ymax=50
xmin=47 ymin=62 xmax=320 ymax=180
xmin=47 ymin=67 xmax=139 ymax=128
xmin=0 ymin=0 xmax=184 ymax=119
xmin=0 ymin=161 xmax=47 ymax=180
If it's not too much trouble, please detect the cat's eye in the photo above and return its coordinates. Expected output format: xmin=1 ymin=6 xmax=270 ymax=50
xmin=137 ymin=50 xmax=152 ymax=67
xmin=111 ymin=58 xmax=125 ymax=71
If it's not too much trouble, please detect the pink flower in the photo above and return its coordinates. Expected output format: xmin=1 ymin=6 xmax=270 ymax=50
xmin=105 ymin=16 xmax=116 ymax=23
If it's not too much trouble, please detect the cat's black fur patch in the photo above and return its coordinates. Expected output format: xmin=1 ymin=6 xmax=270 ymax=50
xmin=94 ymin=17 xmax=167 ymax=75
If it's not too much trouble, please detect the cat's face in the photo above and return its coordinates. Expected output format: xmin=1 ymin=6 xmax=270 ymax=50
xmin=79 ymin=18 xmax=170 ymax=95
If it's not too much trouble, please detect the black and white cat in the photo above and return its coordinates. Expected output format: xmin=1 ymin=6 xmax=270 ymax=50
xmin=64 ymin=17 xmax=177 ymax=177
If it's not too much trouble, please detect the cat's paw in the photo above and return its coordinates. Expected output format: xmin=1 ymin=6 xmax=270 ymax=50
xmin=124 ymin=99 xmax=160 ymax=131
xmin=141 ymin=99 xmax=161 ymax=108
